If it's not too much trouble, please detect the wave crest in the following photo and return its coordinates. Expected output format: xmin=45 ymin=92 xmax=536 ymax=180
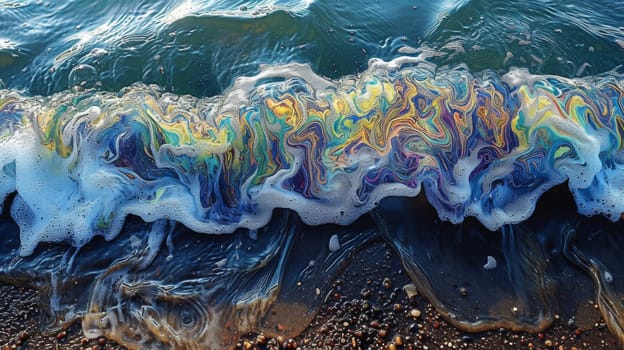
xmin=1 ymin=58 xmax=624 ymax=254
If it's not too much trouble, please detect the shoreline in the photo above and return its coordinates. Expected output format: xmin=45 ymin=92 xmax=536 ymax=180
xmin=0 ymin=242 xmax=618 ymax=350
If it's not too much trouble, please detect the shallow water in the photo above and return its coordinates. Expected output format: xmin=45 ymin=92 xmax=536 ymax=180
xmin=2 ymin=0 xmax=624 ymax=349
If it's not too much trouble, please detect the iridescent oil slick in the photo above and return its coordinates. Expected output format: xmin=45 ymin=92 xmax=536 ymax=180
xmin=1 ymin=57 xmax=624 ymax=348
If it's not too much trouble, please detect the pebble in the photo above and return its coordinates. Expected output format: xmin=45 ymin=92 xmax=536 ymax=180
xmin=286 ymin=338 xmax=297 ymax=349
xmin=329 ymin=234 xmax=341 ymax=252
xmin=483 ymin=255 xmax=497 ymax=270
xmin=462 ymin=335 xmax=474 ymax=343
xmin=361 ymin=288 xmax=372 ymax=299
xmin=403 ymin=284 xmax=418 ymax=298
xmin=394 ymin=335 xmax=403 ymax=346
xmin=410 ymin=308 xmax=422 ymax=318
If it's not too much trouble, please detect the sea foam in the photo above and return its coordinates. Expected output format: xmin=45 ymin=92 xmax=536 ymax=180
xmin=1 ymin=58 xmax=623 ymax=255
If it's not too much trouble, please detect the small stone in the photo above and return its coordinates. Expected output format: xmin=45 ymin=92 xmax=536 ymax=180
xmin=243 ymin=341 xmax=253 ymax=350
xmin=378 ymin=329 xmax=388 ymax=338
xmin=361 ymin=289 xmax=372 ymax=299
xmin=403 ymin=284 xmax=418 ymax=298
xmin=388 ymin=344 xmax=396 ymax=350
xmin=394 ymin=335 xmax=403 ymax=346
xmin=459 ymin=287 xmax=468 ymax=296
xmin=383 ymin=278 xmax=392 ymax=290
xmin=410 ymin=309 xmax=422 ymax=318
xmin=483 ymin=255 xmax=497 ymax=270
xmin=56 ymin=331 xmax=66 ymax=340
xmin=544 ymin=339 xmax=553 ymax=347
xmin=329 ymin=234 xmax=340 ymax=252
xmin=462 ymin=335 xmax=474 ymax=343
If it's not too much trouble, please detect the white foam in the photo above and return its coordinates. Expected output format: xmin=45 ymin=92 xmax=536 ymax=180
xmin=2 ymin=59 xmax=624 ymax=256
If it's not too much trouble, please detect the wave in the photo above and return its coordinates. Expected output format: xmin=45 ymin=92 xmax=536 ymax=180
xmin=163 ymin=0 xmax=315 ymax=23
xmin=1 ymin=57 xmax=624 ymax=256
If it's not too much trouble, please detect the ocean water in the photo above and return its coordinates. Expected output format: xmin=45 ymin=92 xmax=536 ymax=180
xmin=2 ymin=0 xmax=624 ymax=348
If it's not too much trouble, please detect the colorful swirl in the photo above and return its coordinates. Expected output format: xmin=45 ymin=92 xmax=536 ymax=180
xmin=1 ymin=58 xmax=623 ymax=255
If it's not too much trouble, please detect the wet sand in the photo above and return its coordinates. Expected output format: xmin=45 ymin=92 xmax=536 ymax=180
xmin=0 ymin=242 xmax=618 ymax=350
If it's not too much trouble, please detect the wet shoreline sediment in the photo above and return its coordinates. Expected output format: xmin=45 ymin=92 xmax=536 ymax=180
xmin=1 ymin=243 xmax=618 ymax=350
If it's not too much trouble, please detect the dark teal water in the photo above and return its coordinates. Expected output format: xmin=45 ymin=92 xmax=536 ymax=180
xmin=2 ymin=0 xmax=624 ymax=96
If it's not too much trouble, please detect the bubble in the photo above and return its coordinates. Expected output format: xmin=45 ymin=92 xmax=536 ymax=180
xmin=68 ymin=64 xmax=99 ymax=91
xmin=604 ymin=271 xmax=614 ymax=283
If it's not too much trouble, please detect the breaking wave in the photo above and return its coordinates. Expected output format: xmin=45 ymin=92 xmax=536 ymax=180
xmin=1 ymin=58 xmax=624 ymax=255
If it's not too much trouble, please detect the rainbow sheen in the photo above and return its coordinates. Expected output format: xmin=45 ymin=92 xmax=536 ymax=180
xmin=1 ymin=58 xmax=624 ymax=255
